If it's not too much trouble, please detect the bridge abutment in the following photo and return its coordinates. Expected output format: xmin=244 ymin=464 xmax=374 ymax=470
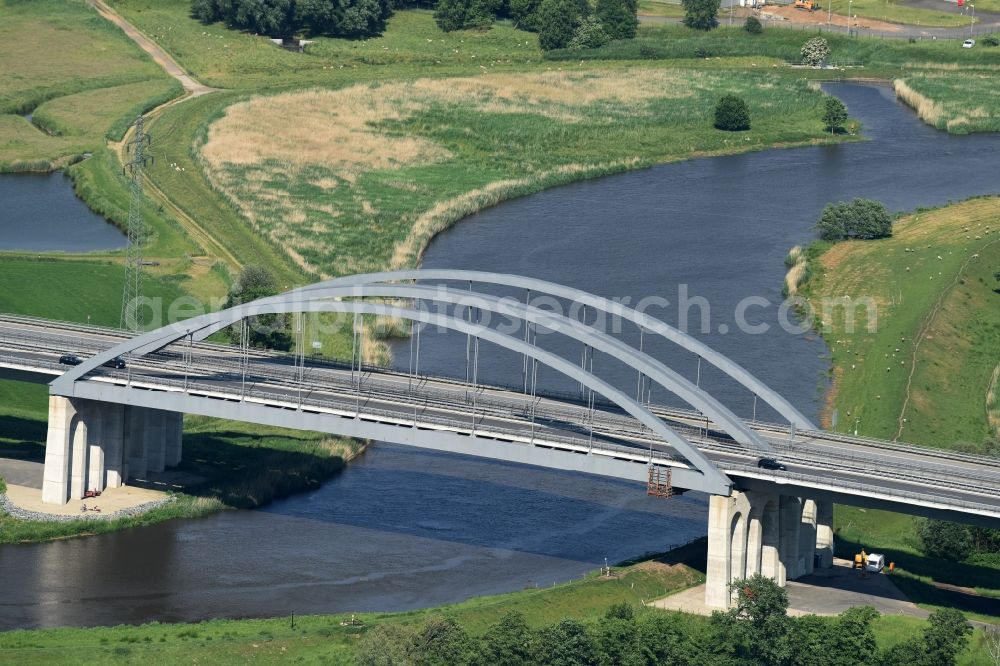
xmin=705 ymin=490 xmax=833 ymax=609
xmin=41 ymin=397 xmax=184 ymax=504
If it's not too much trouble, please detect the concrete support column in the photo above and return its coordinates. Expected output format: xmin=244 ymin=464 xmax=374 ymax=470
xmin=760 ymin=499 xmax=782 ymax=585
xmin=779 ymin=496 xmax=803 ymax=580
xmin=745 ymin=515 xmax=763 ymax=578
xmin=800 ymin=499 xmax=817 ymax=576
xmin=84 ymin=404 xmax=105 ymax=495
xmin=146 ymin=410 xmax=166 ymax=474
xmin=42 ymin=396 xmax=81 ymax=504
xmin=101 ymin=403 xmax=126 ymax=489
xmin=705 ymin=494 xmax=734 ymax=609
xmin=815 ymin=500 xmax=835 ymax=568
xmin=164 ymin=411 xmax=183 ymax=467
xmin=126 ymin=406 xmax=147 ymax=480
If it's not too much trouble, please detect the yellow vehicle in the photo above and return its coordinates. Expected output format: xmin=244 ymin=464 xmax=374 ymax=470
xmin=794 ymin=0 xmax=817 ymax=10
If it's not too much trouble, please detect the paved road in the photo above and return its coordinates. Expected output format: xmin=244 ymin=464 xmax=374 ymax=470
xmin=0 ymin=459 xmax=44 ymax=489
xmin=641 ymin=10 xmax=1000 ymax=38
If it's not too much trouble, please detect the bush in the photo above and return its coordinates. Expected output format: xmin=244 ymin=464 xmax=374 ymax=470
xmin=822 ymin=96 xmax=848 ymax=133
xmin=801 ymin=36 xmax=830 ymax=66
xmin=815 ymin=198 xmax=892 ymax=241
xmin=983 ymin=34 xmax=1000 ymax=46
xmin=537 ymin=0 xmax=587 ymax=49
xmin=714 ymin=94 xmax=751 ymax=131
xmin=596 ymin=0 xmax=638 ymax=39
xmin=568 ymin=15 xmax=609 ymax=49
xmin=744 ymin=16 xmax=762 ymax=33
xmin=682 ymin=0 xmax=720 ymax=30
xmin=918 ymin=519 xmax=974 ymax=561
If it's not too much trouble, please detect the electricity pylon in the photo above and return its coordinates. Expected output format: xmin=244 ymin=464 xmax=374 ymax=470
xmin=120 ymin=115 xmax=152 ymax=333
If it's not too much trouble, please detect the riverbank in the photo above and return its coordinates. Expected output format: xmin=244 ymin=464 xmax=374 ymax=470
xmin=796 ymin=195 xmax=1000 ymax=619
xmin=0 ymin=540 xmax=994 ymax=664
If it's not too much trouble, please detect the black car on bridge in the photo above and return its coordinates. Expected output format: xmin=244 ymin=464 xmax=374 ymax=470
xmin=757 ymin=457 xmax=787 ymax=471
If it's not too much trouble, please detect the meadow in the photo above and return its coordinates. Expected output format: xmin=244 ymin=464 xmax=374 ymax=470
xmin=798 ymin=196 xmax=1000 ymax=618
xmin=825 ymin=0 xmax=973 ymax=29
xmin=895 ymin=72 xmax=1000 ymax=133
xmin=0 ymin=0 xmax=181 ymax=170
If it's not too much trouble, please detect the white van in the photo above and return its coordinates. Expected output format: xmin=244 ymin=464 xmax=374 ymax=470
xmin=865 ymin=553 xmax=885 ymax=573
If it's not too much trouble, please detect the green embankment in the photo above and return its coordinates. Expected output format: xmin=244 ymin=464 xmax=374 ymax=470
xmin=800 ymin=197 xmax=1000 ymax=618
xmin=0 ymin=0 xmax=182 ymax=171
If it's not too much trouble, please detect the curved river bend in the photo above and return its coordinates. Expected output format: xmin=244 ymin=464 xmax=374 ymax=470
xmin=2 ymin=84 xmax=1000 ymax=630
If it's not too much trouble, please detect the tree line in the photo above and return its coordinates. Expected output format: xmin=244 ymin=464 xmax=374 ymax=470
xmin=358 ymin=575 xmax=975 ymax=666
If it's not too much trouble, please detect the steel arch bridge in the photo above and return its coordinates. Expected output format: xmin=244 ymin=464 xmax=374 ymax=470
xmin=49 ymin=270 xmax=816 ymax=497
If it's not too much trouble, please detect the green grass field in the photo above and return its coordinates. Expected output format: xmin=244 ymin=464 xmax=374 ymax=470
xmin=0 ymin=0 xmax=182 ymax=170
xmin=799 ymin=197 xmax=1000 ymax=619
xmin=895 ymin=71 xmax=1000 ymax=134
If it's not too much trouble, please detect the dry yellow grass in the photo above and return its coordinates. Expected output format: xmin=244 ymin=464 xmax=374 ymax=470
xmin=783 ymin=245 xmax=807 ymax=297
xmin=893 ymin=78 xmax=943 ymax=127
xmin=200 ymin=68 xmax=695 ymax=278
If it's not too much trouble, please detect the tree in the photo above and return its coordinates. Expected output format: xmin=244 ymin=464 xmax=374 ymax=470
xmin=358 ymin=624 xmax=416 ymax=666
xmin=412 ymin=616 xmax=476 ymax=666
xmin=534 ymin=618 xmax=599 ymax=665
xmin=224 ymin=266 xmax=292 ymax=351
xmin=594 ymin=603 xmax=642 ymax=666
xmin=922 ymin=609 xmax=972 ymax=666
xmin=478 ymin=612 xmax=535 ymax=665
xmin=596 ymin=0 xmax=638 ymax=40
xmin=712 ymin=574 xmax=792 ymax=665
xmin=744 ymin=15 xmax=762 ymax=33
xmin=637 ymin=612 xmax=692 ymax=666
xmin=435 ymin=0 xmax=497 ymax=31
xmin=192 ymin=0 xmax=392 ymax=39
xmin=918 ymin=519 xmax=973 ymax=561
xmin=714 ymin=94 xmax=751 ymax=131
xmin=822 ymin=97 xmax=848 ymax=133
xmin=801 ymin=36 xmax=831 ymax=66
xmin=815 ymin=198 xmax=892 ymax=241
xmin=568 ymin=16 xmax=610 ymax=49
xmin=984 ymin=623 xmax=1000 ymax=666
xmin=682 ymin=0 xmax=720 ymax=30
xmin=537 ymin=0 xmax=587 ymax=50
xmin=508 ymin=0 xmax=543 ymax=30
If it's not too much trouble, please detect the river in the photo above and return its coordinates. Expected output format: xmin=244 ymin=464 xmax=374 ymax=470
xmin=1 ymin=83 xmax=999 ymax=630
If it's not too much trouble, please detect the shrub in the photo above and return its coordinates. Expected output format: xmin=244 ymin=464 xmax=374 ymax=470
xmin=801 ymin=36 xmax=830 ymax=66
xmin=714 ymin=94 xmax=751 ymax=131
xmin=682 ymin=0 xmax=720 ymax=30
xmin=822 ymin=97 xmax=848 ymax=133
xmin=694 ymin=45 xmax=711 ymax=58
xmin=744 ymin=16 xmax=762 ymax=33
xmin=537 ymin=0 xmax=587 ymax=50
xmin=596 ymin=0 xmax=638 ymax=39
xmin=983 ymin=34 xmax=1000 ymax=46
xmin=918 ymin=519 xmax=973 ymax=561
xmin=568 ymin=15 xmax=609 ymax=49
xmin=815 ymin=198 xmax=892 ymax=241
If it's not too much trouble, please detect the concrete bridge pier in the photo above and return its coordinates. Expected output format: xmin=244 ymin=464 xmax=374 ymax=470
xmin=705 ymin=490 xmax=833 ymax=609
xmin=41 ymin=397 xmax=184 ymax=504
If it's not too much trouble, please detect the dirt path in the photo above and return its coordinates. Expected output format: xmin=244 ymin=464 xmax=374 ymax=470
xmin=85 ymin=0 xmax=244 ymax=272
xmin=895 ymin=235 xmax=1000 ymax=441
xmin=86 ymin=0 xmax=215 ymax=96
